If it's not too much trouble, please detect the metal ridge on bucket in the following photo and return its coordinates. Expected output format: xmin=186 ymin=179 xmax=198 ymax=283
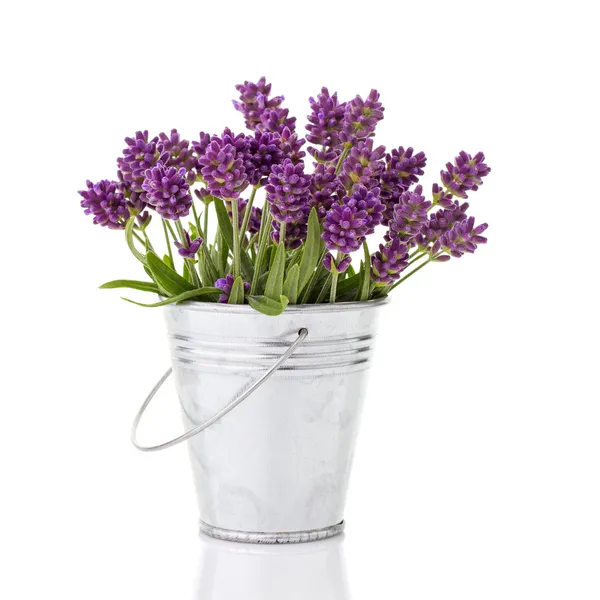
xmin=162 ymin=296 xmax=389 ymax=314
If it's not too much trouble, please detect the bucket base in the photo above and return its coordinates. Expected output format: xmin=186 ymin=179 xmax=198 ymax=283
xmin=199 ymin=520 xmax=345 ymax=544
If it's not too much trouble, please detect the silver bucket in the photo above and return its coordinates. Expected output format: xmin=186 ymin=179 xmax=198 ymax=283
xmin=132 ymin=299 xmax=386 ymax=543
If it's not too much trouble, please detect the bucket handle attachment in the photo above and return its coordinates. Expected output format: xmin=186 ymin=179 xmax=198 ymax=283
xmin=131 ymin=327 xmax=309 ymax=452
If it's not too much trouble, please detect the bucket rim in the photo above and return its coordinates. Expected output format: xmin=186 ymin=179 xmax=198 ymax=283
xmin=164 ymin=296 xmax=389 ymax=314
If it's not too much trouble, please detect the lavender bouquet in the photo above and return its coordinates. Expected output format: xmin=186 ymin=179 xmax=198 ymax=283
xmin=80 ymin=78 xmax=491 ymax=315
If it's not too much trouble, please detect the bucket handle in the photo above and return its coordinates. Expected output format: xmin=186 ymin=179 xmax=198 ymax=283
xmin=131 ymin=327 xmax=309 ymax=452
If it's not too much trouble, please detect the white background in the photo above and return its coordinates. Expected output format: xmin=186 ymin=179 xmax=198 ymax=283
xmin=1 ymin=1 xmax=599 ymax=598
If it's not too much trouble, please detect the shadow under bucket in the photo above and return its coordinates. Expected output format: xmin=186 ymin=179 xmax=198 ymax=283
xmin=132 ymin=299 xmax=387 ymax=543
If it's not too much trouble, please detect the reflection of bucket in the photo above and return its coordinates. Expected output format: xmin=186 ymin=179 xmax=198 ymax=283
xmin=194 ymin=534 xmax=350 ymax=599
xmin=133 ymin=299 xmax=386 ymax=543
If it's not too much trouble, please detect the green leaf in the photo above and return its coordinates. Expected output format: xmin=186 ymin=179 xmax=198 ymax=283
xmin=214 ymin=198 xmax=254 ymax=280
xmin=264 ymin=240 xmax=286 ymax=301
xmin=337 ymin=272 xmax=361 ymax=297
xmin=99 ymin=279 xmax=160 ymax=293
xmin=146 ymin=251 xmax=194 ymax=296
xmin=346 ymin=263 xmax=356 ymax=278
xmin=125 ymin=217 xmax=146 ymax=264
xmin=122 ymin=287 xmax=221 ymax=307
xmin=228 ymin=276 xmax=246 ymax=305
xmin=298 ymin=207 xmax=321 ymax=294
xmin=283 ymin=263 xmax=299 ymax=304
xmin=358 ymin=243 xmax=371 ymax=302
xmin=163 ymin=254 xmax=174 ymax=270
xmin=248 ymin=295 xmax=289 ymax=316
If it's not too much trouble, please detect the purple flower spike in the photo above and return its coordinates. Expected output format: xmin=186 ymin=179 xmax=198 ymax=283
xmin=306 ymin=87 xmax=347 ymax=149
xmin=351 ymin=185 xmax=385 ymax=234
xmin=380 ymin=146 xmax=427 ymax=222
xmin=439 ymin=216 xmax=488 ymax=258
xmin=158 ymin=129 xmax=196 ymax=172
xmin=271 ymin=212 xmax=309 ymax=249
xmin=259 ymin=107 xmax=296 ymax=134
xmin=197 ymin=138 xmax=248 ymax=199
xmin=279 ymin=126 xmax=306 ymax=165
xmin=232 ymin=77 xmax=284 ymax=131
xmin=323 ymin=252 xmax=352 ymax=273
xmin=141 ymin=164 xmax=193 ymax=220
xmin=309 ymin=163 xmax=339 ymax=219
xmin=265 ymin=159 xmax=311 ymax=224
xmin=322 ymin=201 xmax=370 ymax=253
xmin=440 ymin=151 xmax=491 ymax=199
xmin=117 ymin=130 xmax=168 ymax=193
xmin=136 ymin=210 xmax=152 ymax=229
xmin=192 ymin=131 xmax=211 ymax=158
xmin=388 ymin=185 xmax=431 ymax=243
xmin=431 ymin=183 xmax=454 ymax=208
xmin=244 ymin=130 xmax=284 ymax=186
xmin=79 ymin=180 xmax=129 ymax=229
xmin=341 ymin=89 xmax=384 ymax=143
xmin=340 ymin=139 xmax=385 ymax=191
xmin=214 ymin=273 xmax=250 ymax=303
xmin=371 ymin=238 xmax=409 ymax=284
xmin=174 ymin=230 xmax=203 ymax=259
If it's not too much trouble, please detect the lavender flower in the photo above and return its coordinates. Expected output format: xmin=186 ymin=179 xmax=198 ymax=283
xmin=371 ymin=238 xmax=409 ymax=284
xmin=197 ymin=137 xmax=248 ymax=199
xmin=232 ymin=77 xmax=284 ymax=131
xmin=259 ymin=107 xmax=296 ymax=134
xmin=431 ymin=183 xmax=454 ymax=209
xmin=309 ymin=163 xmax=338 ymax=219
xmin=340 ymin=139 xmax=385 ymax=191
xmin=417 ymin=200 xmax=470 ymax=248
xmin=323 ymin=252 xmax=352 ymax=273
xmin=117 ymin=130 xmax=167 ymax=193
xmin=136 ymin=210 xmax=152 ymax=229
xmin=244 ymin=130 xmax=284 ymax=186
xmin=435 ymin=216 xmax=488 ymax=258
xmin=380 ymin=147 xmax=427 ymax=222
xmin=192 ymin=132 xmax=211 ymax=159
xmin=79 ymin=180 xmax=129 ymax=229
xmin=306 ymin=87 xmax=346 ymax=149
xmin=279 ymin=126 xmax=306 ymax=164
xmin=271 ymin=212 xmax=309 ymax=249
xmin=351 ymin=185 xmax=385 ymax=234
xmin=174 ymin=230 xmax=203 ymax=259
xmin=440 ymin=151 xmax=491 ymax=199
xmin=265 ymin=159 xmax=311 ymax=224
xmin=387 ymin=185 xmax=431 ymax=243
xmin=340 ymin=89 xmax=384 ymax=143
xmin=215 ymin=273 xmax=250 ymax=303
xmin=322 ymin=200 xmax=370 ymax=253
xmin=159 ymin=129 xmax=196 ymax=172
xmin=141 ymin=164 xmax=193 ymax=220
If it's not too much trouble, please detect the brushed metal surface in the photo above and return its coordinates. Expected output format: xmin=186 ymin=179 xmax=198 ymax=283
xmin=164 ymin=299 xmax=386 ymax=541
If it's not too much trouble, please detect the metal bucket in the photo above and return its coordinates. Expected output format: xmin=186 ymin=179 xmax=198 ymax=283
xmin=132 ymin=299 xmax=386 ymax=543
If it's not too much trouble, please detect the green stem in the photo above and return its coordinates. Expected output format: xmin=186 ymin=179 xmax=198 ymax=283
xmin=407 ymin=252 xmax=428 ymax=268
xmin=387 ymin=258 xmax=432 ymax=293
xmin=300 ymin=247 xmax=327 ymax=304
xmin=250 ymin=210 xmax=273 ymax=295
xmin=162 ymin=220 xmax=173 ymax=265
xmin=279 ymin=221 xmax=286 ymax=250
xmin=231 ymin=198 xmax=241 ymax=279
xmin=132 ymin=231 xmax=145 ymax=245
xmin=175 ymin=220 xmax=201 ymax=287
xmin=335 ymin=144 xmax=351 ymax=175
xmin=203 ymin=204 xmax=209 ymax=243
xmin=141 ymin=228 xmax=154 ymax=253
xmin=240 ymin=185 xmax=259 ymax=243
xmin=192 ymin=203 xmax=201 ymax=236
xmin=315 ymin=272 xmax=332 ymax=304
